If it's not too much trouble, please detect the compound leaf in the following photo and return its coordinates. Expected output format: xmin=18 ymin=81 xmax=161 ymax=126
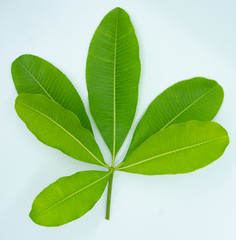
xmin=119 ymin=121 xmax=229 ymax=175
xmin=126 ymin=77 xmax=223 ymax=156
xmin=12 ymin=54 xmax=92 ymax=132
xmin=15 ymin=94 xmax=107 ymax=168
xmin=86 ymin=7 xmax=141 ymax=157
xmin=30 ymin=170 xmax=110 ymax=226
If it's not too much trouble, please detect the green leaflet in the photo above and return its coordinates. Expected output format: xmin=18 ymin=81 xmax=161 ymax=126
xmin=12 ymin=54 xmax=92 ymax=132
xmin=126 ymin=77 xmax=224 ymax=156
xmin=30 ymin=171 xmax=110 ymax=226
xmin=86 ymin=7 xmax=141 ymax=158
xmin=118 ymin=121 xmax=229 ymax=175
xmin=15 ymin=94 xmax=107 ymax=168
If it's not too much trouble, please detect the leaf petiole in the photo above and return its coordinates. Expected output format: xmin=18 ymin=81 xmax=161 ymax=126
xmin=105 ymin=168 xmax=114 ymax=220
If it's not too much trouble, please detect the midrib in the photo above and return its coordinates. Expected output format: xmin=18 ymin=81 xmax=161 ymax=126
xmin=119 ymin=136 xmax=227 ymax=170
xmin=32 ymin=172 xmax=111 ymax=218
xmin=17 ymin=60 xmax=54 ymax=100
xmin=159 ymin=85 xmax=218 ymax=131
xmin=21 ymin=102 xmax=106 ymax=168
xmin=112 ymin=14 xmax=118 ymax=163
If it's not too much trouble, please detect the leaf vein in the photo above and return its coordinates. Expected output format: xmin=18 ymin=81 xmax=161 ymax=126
xmin=17 ymin=60 xmax=54 ymax=101
xmin=119 ymin=136 xmax=227 ymax=170
xmin=32 ymin=172 xmax=111 ymax=218
xmin=159 ymin=85 xmax=219 ymax=131
xmin=20 ymin=102 xmax=107 ymax=168
xmin=112 ymin=13 xmax=118 ymax=164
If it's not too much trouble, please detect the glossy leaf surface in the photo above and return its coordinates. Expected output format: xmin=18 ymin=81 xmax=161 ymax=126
xmin=15 ymin=94 xmax=107 ymax=167
xmin=119 ymin=121 xmax=229 ymax=175
xmin=86 ymin=7 xmax=141 ymax=156
xmin=12 ymin=54 xmax=92 ymax=132
xmin=127 ymin=77 xmax=223 ymax=156
xmin=30 ymin=171 xmax=110 ymax=226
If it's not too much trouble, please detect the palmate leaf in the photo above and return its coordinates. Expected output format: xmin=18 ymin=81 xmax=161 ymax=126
xmin=11 ymin=7 xmax=230 ymax=225
xmin=86 ymin=7 xmax=141 ymax=158
xmin=30 ymin=171 xmax=110 ymax=226
xmin=118 ymin=121 xmax=229 ymax=175
xmin=126 ymin=77 xmax=224 ymax=156
xmin=11 ymin=54 xmax=92 ymax=132
xmin=15 ymin=94 xmax=108 ymax=168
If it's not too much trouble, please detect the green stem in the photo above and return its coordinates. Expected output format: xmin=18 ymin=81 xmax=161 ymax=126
xmin=105 ymin=169 xmax=114 ymax=220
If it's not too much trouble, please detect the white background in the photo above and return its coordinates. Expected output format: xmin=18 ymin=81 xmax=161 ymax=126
xmin=1 ymin=0 xmax=236 ymax=239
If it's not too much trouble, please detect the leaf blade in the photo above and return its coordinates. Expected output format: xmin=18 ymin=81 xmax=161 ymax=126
xmin=11 ymin=54 xmax=93 ymax=132
xmin=15 ymin=94 xmax=107 ymax=167
xmin=127 ymin=77 xmax=224 ymax=156
xmin=86 ymin=7 xmax=141 ymax=156
xmin=30 ymin=170 xmax=110 ymax=226
xmin=119 ymin=121 xmax=229 ymax=175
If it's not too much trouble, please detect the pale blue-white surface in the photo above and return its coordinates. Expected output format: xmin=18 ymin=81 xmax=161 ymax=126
xmin=0 ymin=0 xmax=236 ymax=239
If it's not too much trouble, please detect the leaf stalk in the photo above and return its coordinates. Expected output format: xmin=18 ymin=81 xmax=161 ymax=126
xmin=105 ymin=168 xmax=114 ymax=220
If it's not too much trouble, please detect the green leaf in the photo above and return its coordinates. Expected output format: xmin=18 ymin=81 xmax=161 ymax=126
xmin=86 ymin=7 xmax=141 ymax=157
xmin=15 ymin=94 xmax=107 ymax=168
xmin=10 ymin=8 xmax=230 ymax=224
xmin=118 ymin=121 xmax=229 ymax=175
xmin=126 ymin=77 xmax=224 ymax=156
xmin=11 ymin=54 xmax=92 ymax=133
xmin=30 ymin=170 xmax=110 ymax=226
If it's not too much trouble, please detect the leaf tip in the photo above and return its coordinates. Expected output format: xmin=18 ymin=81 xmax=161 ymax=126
xmin=109 ymin=7 xmax=129 ymax=16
